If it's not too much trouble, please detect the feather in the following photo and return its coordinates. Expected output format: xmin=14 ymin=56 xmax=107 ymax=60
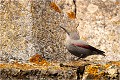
xmin=72 ymin=43 xmax=105 ymax=55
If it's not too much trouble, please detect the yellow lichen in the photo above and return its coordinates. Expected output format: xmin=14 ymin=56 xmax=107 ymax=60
xmin=115 ymin=1 xmax=120 ymax=5
xmin=29 ymin=53 xmax=50 ymax=66
xmin=110 ymin=61 xmax=120 ymax=67
xmin=86 ymin=65 xmax=105 ymax=79
xmin=104 ymin=64 xmax=111 ymax=69
xmin=67 ymin=11 xmax=76 ymax=19
xmin=50 ymin=2 xmax=61 ymax=13
xmin=86 ymin=65 xmax=99 ymax=75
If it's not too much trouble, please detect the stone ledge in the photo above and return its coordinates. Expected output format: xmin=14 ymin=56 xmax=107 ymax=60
xmin=0 ymin=59 xmax=119 ymax=79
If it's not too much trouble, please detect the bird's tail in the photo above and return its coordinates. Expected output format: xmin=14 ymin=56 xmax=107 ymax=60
xmin=96 ymin=50 xmax=106 ymax=56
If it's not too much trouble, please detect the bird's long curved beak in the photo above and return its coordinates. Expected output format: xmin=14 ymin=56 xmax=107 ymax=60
xmin=60 ymin=26 xmax=70 ymax=35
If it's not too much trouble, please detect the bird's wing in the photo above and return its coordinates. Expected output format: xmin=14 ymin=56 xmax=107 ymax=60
xmin=72 ymin=40 xmax=102 ymax=52
xmin=72 ymin=43 xmax=93 ymax=50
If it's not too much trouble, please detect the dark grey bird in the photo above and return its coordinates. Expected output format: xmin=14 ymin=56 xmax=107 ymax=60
xmin=60 ymin=26 xmax=105 ymax=59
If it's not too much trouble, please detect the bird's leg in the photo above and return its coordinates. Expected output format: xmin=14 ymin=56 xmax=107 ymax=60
xmin=76 ymin=54 xmax=84 ymax=60
xmin=75 ymin=57 xmax=82 ymax=61
xmin=76 ymin=54 xmax=89 ymax=61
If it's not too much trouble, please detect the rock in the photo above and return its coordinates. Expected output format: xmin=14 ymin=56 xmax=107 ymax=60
xmin=0 ymin=0 xmax=120 ymax=79
xmin=106 ymin=66 xmax=119 ymax=79
xmin=0 ymin=60 xmax=120 ymax=79
xmin=87 ymin=4 xmax=98 ymax=13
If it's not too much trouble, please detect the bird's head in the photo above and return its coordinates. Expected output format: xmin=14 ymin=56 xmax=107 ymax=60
xmin=60 ymin=26 xmax=80 ymax=40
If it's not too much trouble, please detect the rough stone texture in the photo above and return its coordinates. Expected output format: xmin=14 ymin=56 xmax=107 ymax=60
xmin=76 ymin=0 xmax=120 ymax=61
xmin=0 ymin=1 xmax=120 ymax=79
xmin=0 ymin=0 xmax=36 ymax=62
xmin=0 ymin=0 xmax=120 ymax=79
xmin=0 ymin=59 xmax=120 ymax=80
xmin=31 ymin=0 xmax=78 ymax=62
xmin=0 ymin=0 xmax=79 ymax=63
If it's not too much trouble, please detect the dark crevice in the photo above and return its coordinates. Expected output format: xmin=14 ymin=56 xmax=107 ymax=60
xmin=76 ymin=66 xmax=85 ymax=80
xmin=73 ymin=0 xmax=76 ymax=17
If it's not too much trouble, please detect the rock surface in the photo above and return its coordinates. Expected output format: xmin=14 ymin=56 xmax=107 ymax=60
xmin=0 ymin=0 xmax=120 ymax=62
xmin=0 ymin=54 xmax=120 ymax=79
xmin=0 ymin=0 xmax=120 ymax=79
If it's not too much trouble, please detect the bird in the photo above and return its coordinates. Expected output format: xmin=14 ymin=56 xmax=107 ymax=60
xmin=60 ymin=26 xmax=105 ymax=59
